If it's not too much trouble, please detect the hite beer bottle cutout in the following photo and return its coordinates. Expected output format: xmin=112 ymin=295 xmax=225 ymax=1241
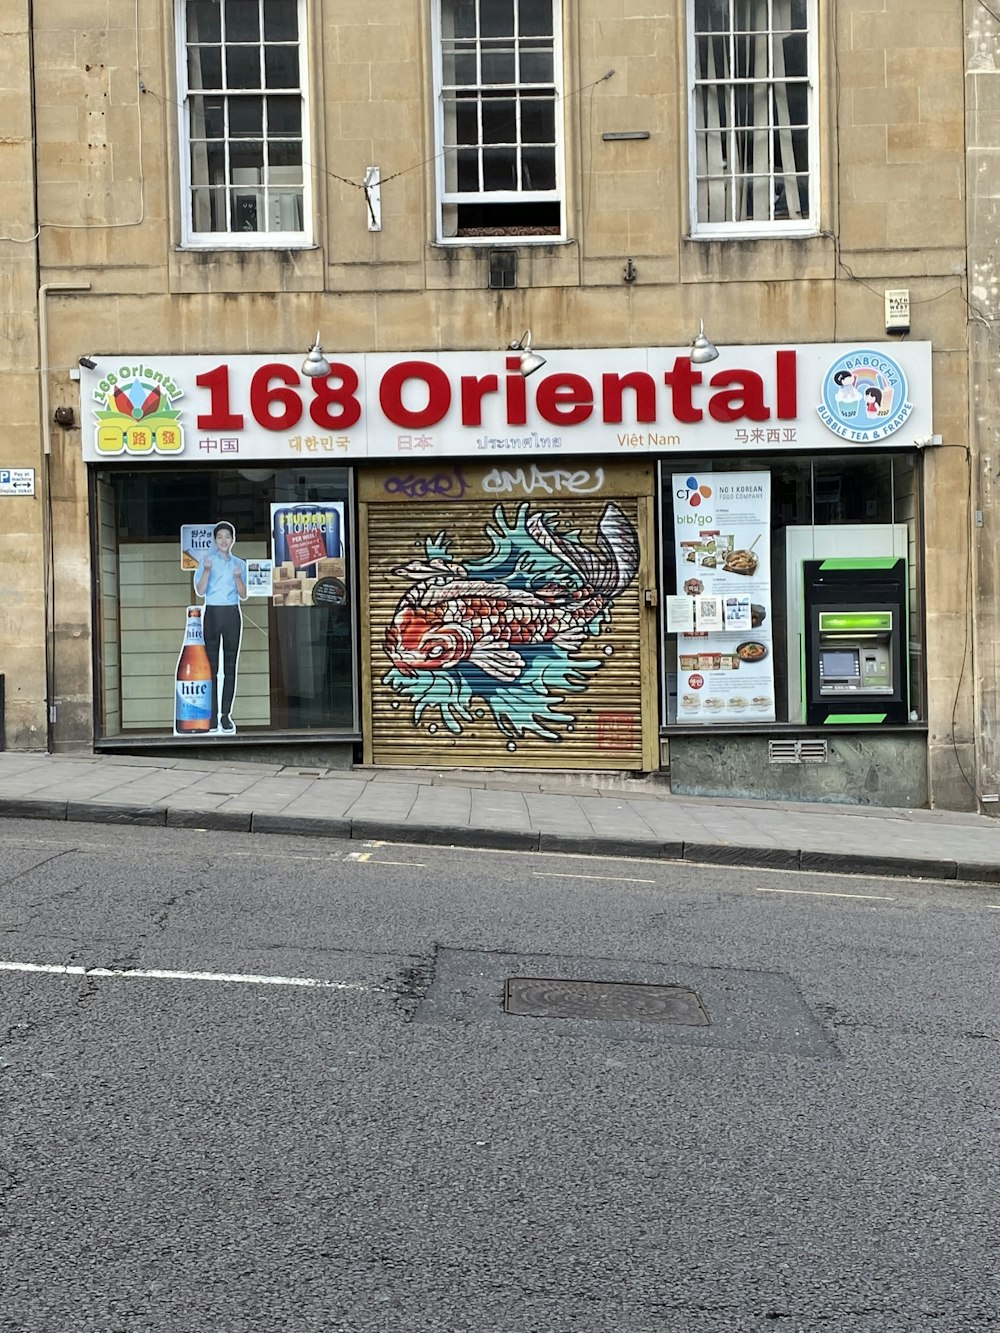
xmin=174 ymin=606 xmax=213 ymax=734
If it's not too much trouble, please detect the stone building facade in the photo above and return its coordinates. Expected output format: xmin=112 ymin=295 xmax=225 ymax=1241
xmin=1 ymin=0 xmax=990 ymax=811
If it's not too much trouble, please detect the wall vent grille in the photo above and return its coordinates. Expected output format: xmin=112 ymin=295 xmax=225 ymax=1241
xmin=769 ymin=739 xmax=829 ymax=765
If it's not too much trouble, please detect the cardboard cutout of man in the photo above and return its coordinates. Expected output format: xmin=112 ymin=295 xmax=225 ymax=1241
xmin=194 ymin=522 xmax=247 ymax=734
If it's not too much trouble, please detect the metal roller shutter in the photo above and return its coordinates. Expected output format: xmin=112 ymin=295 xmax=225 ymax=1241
xmin=364 ymin=495 xmax=647 ymax=769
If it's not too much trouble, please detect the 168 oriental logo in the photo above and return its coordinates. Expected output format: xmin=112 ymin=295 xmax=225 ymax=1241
xmin=92 ymin=364 xmax=185 ymax=456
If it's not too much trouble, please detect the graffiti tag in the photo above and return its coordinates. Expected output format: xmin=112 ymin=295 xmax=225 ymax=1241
xmin=384 ymin=468 xmax=469 ymax=500
xmin=481 ymin=464 xmax=606 ymax=497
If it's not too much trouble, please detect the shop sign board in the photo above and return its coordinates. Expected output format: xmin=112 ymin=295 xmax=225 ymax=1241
xmin=0 ymin=468 xmax=35 ymax=496
xmin=78 ymin=343 xmax=933 ymax=465
xmin=672 ymin=471 xmax=776 ymax=724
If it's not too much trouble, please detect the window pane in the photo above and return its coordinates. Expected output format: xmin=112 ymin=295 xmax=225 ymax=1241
xmin=225 ymin=0 xmax=259 ymax=41
xmin=187 ymin=0 xmax=221 ymax=43
xmin=734 ymin=0 xmax=769 ymax=34
xmin=521 ymin=97 xmax=554 ymax=143
xmin=190 ymin=139 xmax=227 ymax=186
xmin=482 ymin=145 xmax=516 ymax=189
xmin=695 ymin=33 xmax=727 ymax=83
xmin=266 ymin=94 xmax=301 ymax=135
xmin=455 ymin=98 xmax=480 ymax=146
xmin=268 ymin=140 xmax=302 ymax=173
xmin=481 ymin=47 xmax=515 ymax=83
xmin=266 ymin=187 xmax=303 ymax=229
xmin=520 ymin=49 xmax=553 ymax=83
xmin=694 ymin=0 xmax=729 ymax=35
xmin=455 ymin=147 xmax=480 ymax=190
xmin=191 ymin=186 xmax=227 ymax=229
xmin=450 ymin=0 xmax=477 ymax=39
xmin=442 ymin=49 xmax=478 ymax=85
xmin=482 ymin=96 xmax=515 ymax=142
xmin=263 ymin=0 xmax=297 ymax=40
xmin=480 ymin=0 xmax=514 ymax=38
xmin=232 ymin=190 xmax=261 ymax=231
xmin=189 ymin=45 xmax=223 ymax=90
xmin=229 ymin=96 xmax=263 ymax=137
xmin=226 ymin=44 xmax=261 ymax=88
xmin=779 ymin=30 xmax=808 ymax=77
xmin=189 ymin=95 xmax=225 ymax=138
xmin=518 ymin=0 xmax=551 ymax=37
xmin=521 ymin=146 xmax=555 ymax=190
xmin=264 ymin=44 xmax=299 ymax=88
xmin=230 ymin=139 xmax=265 ymax=172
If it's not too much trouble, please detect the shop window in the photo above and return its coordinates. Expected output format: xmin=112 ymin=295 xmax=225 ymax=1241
xmin=660 ymin=454 xmax=924 ymax=728
xmin=95 ymin=467 xmax=357 ymax=739
xmin=688 ymin=0 xmax=818 ymax=237
xmin=433 ymin=0 xmax=565 ymax=242
xmin=177 ymin=0 xmax=311 ymax=247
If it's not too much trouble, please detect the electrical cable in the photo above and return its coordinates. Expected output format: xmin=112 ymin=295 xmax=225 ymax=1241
xmin=136 ymin=68 xmax=617 ymax=213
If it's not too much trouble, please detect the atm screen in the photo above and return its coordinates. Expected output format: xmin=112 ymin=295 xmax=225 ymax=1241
xmin=821 ymin=648 xmax=860 ymax=678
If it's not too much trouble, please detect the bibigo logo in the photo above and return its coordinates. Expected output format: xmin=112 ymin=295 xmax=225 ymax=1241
xmin=91 ymin=363 xmax=186 ymax=456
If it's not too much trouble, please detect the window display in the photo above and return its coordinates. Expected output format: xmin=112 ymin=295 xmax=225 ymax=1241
xmin=660 ymin=452 xmax=924 ymax=728
xmin=95 ymin=466 xmax=357 ymax=738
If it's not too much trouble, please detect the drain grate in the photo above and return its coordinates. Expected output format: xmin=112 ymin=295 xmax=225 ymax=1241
xmin=504 ymin=976 xmax=710 ymax=1025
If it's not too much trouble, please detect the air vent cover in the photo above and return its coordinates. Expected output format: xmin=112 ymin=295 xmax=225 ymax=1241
xmin=769 ymin=739 xmax=829 ymax=764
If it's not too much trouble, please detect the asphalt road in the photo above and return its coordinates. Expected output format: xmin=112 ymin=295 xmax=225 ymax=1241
xmin=1 ymin=817 xmax=999 ymax=1332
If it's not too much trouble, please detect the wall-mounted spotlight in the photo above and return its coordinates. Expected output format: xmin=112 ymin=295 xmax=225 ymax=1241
xmin=78 ymin=356 xmax=98 ymax=370
xmin=301 ymin=332 xmax=331 ymax=378
xmin=509 ymin=329 xmax=546 ymax=377
xmin=53 ymin=406 xmax=76 ymax=427
xmin=688 ymin=320 xmax=719 ymax=365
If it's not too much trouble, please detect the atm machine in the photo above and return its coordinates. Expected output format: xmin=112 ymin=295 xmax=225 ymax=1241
xmin=803 ymin=557 xmax=908 ymax=725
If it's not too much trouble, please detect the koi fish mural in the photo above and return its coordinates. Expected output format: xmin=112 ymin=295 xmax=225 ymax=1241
xmin=381 ymin=502 xmax=639 ymax=742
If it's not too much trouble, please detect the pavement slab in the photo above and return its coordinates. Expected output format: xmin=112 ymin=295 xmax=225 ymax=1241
xmin=0 ymin=750 xmax=997 ymax=883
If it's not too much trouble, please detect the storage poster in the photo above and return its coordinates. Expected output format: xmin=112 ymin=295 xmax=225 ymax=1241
xmin=672 ymin=472 xmax=775 ymax=723
xmin=270 ymin=502 xmax=346 ymax=606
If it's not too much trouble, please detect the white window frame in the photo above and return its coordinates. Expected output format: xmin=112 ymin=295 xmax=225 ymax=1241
xmin=431 ymin=0 xmax=566 ymax=246
xmin=175 ymin=0 xmax=312 ymax=249
xmin=687 ymin=0 xmax=819 ymax=240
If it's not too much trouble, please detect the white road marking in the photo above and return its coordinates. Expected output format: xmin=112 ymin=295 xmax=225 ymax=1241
xmin=349 ymin=851 xmax=373 ymax=862
xmin=754 ymin=886 xmax=895 ymax=902
xmin=0 ymin=960 xmax=377 ymax=990
xmin=369 ymin=859 xmax=427 ymax=867
xmin=533 ymin=871 xmax=657 ymax=884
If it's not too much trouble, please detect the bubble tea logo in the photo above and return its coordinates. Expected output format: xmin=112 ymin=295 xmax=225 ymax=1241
xmin=675 ymin=476 xmax=715 ymax=526
xmin=818 ymin=349 xmax=913 ymax=444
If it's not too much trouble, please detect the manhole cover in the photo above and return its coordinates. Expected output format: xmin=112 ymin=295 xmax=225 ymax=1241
xmin=504 ymin=976 xmax=709 ymax=1025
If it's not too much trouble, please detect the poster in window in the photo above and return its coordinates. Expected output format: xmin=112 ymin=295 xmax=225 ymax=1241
xmin=270 ymin=502 xmax=346 ymax=607
xmin=673 ymin=472 xmax=775 ymax=723
xmin=180 ymin=523 xmax=215 ymax=571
